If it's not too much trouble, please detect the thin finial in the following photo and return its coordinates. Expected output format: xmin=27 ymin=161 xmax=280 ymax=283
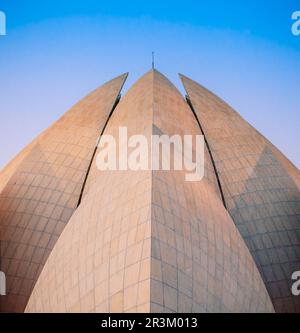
xmin=152 ymin=51 xmax=155 ymax=69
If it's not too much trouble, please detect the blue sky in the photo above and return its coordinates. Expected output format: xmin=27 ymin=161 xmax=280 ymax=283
xmin=0 ymin=0 xmax=299 ymax=168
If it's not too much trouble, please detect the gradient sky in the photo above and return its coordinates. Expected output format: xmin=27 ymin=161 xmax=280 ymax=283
xmin=0 ymin=0 xmax=299 ymax=169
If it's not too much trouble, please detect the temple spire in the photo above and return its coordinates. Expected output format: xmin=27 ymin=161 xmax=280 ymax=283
xmin=152 ymin=51 xmax=155 ymax=69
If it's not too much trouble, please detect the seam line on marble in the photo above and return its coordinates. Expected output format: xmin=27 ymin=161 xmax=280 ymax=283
xmin=185 ymin=95 xmax=227 ymax=209
xmin=77 ymin=75 xmax=128 ymax=206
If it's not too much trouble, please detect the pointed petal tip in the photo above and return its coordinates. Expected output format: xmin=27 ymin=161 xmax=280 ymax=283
xmin=116 ymin=72 xmax=129 ymax=80
xmin=178 ymin=73 xmax=192 ymax=82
